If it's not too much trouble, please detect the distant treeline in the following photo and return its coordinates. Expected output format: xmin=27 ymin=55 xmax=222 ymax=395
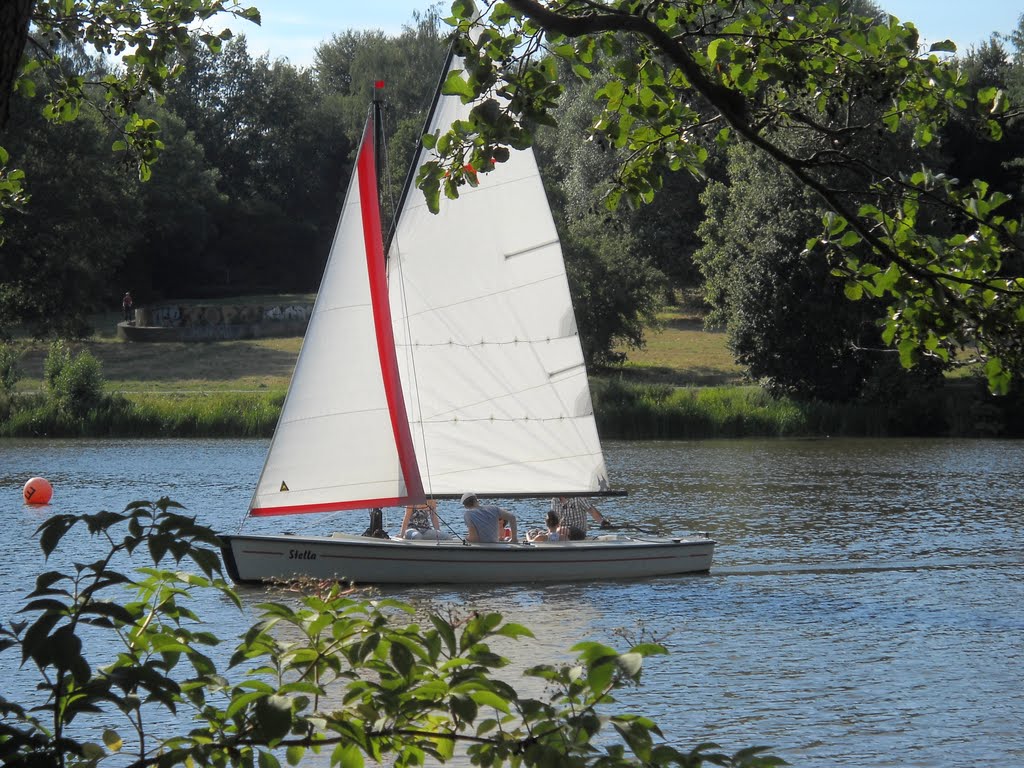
xmin=2 ymin=6 xmax=1024 ymax=407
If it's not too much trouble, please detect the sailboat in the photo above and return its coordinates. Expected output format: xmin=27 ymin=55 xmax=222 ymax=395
xmin=219 ymin=52 xmax=716 ymax=585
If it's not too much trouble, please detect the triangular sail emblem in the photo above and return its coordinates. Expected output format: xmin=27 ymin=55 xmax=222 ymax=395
xmin=280 ymin=482 xmax=289 ymax=492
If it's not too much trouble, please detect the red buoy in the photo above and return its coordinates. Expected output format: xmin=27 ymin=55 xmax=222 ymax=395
xmin=24 ymin=477 xmax=53 ymax=505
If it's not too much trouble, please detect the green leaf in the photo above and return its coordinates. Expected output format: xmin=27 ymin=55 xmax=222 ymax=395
xmin=254 ymin=695 xmax=292 ymax=744
xmin=389 ymin=639 xmax=415 ymax=677
xmin=430 ymin=615 xmax=457 ymax=655
xmin=103 ymin=729 xmax=123 ymax=752
xmin=707 ymin=39 xmax=727 ymax=64
xmin=441 ymin=70 xmax=475 ymax=100
xmin=333 ymin=743 xmax=365 ymax=768
xmin=495 ymin=622 xmax=534 ymax=640
xmin=469 ymin=689 xmax=511 ymax=713
xmin=897 ymin=338 xmax=917 ymax=368
xmin=844 ymin=283 xmax=863 ymax=301
xmin=37 ymin=515 xmax=77 ymax=557
xmin=985 ymin=357 xmax=1011 ymax=395
xmin=874 ymin=263 xmax=901 ymax=292
xmin=586 ymin=658 xmax=616 ymax=693
xmin=839 ymin=231 xmax=861 ymax=248
xmin=450 ymin=0 xmax=477 ymax=21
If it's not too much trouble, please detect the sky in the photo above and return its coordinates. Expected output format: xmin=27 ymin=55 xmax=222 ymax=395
xmin=226 ymin=1 xmax=1023 ymax=69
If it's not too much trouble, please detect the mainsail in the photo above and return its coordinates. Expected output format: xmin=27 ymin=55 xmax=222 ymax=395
xmin=387 ymin=55 xmax=610 ymax=498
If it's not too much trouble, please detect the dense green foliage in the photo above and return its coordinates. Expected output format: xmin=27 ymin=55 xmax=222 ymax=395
xmin=697 ymin=142 xmax=895 ymax=400
xmin=0 ymin=8 xmax=452 ymax=335
xmin=42 ymin=339 xmax=104 ymax=416
xmin=0 ymin=0 xmax=260 ymax=273
xmin=0 ymin=341 xmax=20 ymax=395
xmin=591 ymin=377 xmax=1024 ymax=438
xmin=428 ymin=0 xmax=1024 ymax=393
xmin=4 ymin=2 xmax=1024 ymax=398
xmin=0 ymin=498 xmax=782 ymax=767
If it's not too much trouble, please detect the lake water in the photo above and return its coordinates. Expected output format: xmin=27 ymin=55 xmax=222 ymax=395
xmin=1 ymin=437 xmax=1022 ymax=767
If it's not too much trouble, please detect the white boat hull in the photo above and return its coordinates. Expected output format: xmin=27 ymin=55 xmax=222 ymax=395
xmin=220 ymin=532 xmax=715 ymax=585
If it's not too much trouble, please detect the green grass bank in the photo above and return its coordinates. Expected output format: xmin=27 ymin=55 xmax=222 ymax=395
xmin=3 ymin=378 xmax=1020 ymax=439
xmin=2 ymin=303 xmax=1022 ymax=438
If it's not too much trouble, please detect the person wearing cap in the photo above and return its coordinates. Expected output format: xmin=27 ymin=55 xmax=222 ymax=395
xmin=461 ymin=492 xmax=517 ymax=543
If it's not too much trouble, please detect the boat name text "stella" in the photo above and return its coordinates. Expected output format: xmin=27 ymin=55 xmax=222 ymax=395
xmin=289 ymin=549 xmax=317 ymax=560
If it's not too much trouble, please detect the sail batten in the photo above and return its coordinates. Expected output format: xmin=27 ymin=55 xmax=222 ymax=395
xmin=505 ymin=239 xmax=561 ymax=260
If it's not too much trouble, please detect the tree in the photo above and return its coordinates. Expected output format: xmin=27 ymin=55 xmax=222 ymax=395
xmin=698 ymin=141 xmax=890 ymax=399
xmin=535 ymin=69 xmax=670 ymax=364
xmin=0 ymin=1 xmax=260 ymax=332
xmin=421 ymin=0 xmax=1024 ymax=393
xmin=314 ymin=10 xmax=449 ymax=229
xmin=0 ymin=70 xmax=145 ymax=336
xmin=0 ymin=499 xmax=781 ymax=768
xmin=166 ymin=37 xmax=353 ymax=293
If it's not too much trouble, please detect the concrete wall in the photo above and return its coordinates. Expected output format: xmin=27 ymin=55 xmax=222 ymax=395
xmin=118 ymin=303 xmax=313 ymax=342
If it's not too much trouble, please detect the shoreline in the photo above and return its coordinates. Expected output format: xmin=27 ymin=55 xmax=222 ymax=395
xmin=3 ymin=378 xmax=1022 ymax=439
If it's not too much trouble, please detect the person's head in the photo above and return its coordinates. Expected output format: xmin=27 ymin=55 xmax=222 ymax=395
xmin=460 ymin=492 xmax=477 ymax=508
xmin=545 ymin=510 xmax=559 ymax=529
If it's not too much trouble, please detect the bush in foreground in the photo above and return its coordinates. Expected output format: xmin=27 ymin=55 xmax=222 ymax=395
xmin=0 ymin=499 xmax=782 ymax=768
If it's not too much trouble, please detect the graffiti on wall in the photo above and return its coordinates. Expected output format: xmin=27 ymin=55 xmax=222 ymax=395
xmin=147 ymin=304 xmax=311 ymax=328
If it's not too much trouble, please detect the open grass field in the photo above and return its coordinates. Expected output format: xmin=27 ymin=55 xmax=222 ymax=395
xmin=607 ymin=305 xmax=744 ymax=387
xmin=12 ymin=300 xmax=742 ymax=393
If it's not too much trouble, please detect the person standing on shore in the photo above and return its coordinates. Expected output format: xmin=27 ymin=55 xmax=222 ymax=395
xmin=122 ymin=291 xmax=133 ymax=322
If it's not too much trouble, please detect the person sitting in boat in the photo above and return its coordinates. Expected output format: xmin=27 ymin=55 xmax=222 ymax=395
xmin=399 ymin=499 xmax=448 ymax=540
xmin=526 ymin=510 xmax=565 ymax=542
xmin=362 ymin=507 xmax=388 ymax=538
xmin=550 ymin=496 xmax=610 ymax=540
xmin=461 ymin=492 xmax=517 ymax=543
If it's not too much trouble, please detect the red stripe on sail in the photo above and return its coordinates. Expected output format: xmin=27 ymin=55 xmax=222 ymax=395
xmin=250 ymin=495 xmax=407 ymax=517
xmin=357 ymin=118 xmax=426 ymax=503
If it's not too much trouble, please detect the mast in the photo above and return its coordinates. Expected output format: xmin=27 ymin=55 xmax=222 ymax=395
xmin=373 ymin=79 xmax=385 ymax=213
xmin=384 ymin=44 xmax=456 ymax=253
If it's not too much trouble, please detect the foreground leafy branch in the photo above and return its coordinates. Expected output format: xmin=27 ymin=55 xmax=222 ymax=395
xmin=0 ymin=499 xmax=783 ymax=767
xmin=421 ymin=0 xmax=1024 ymax=392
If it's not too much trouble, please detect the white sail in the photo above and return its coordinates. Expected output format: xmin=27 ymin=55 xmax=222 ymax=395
xmin=250 ymin=115 xmax=423 ymax=515
xmin=388 ymin=58 xmax=610 ymax=497
xmin=221 ymin=58 xmax=716 ymax=586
